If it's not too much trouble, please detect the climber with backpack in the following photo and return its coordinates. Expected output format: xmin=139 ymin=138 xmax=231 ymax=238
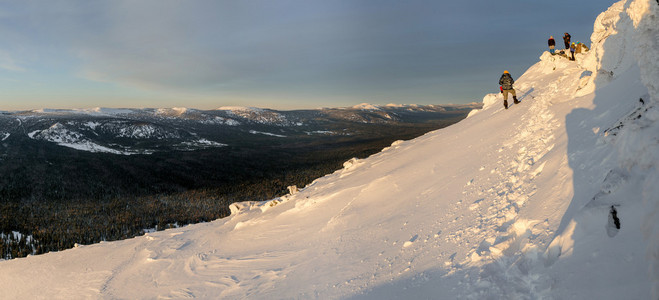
xmin=499 ymin=70 xmax=519 ymax=109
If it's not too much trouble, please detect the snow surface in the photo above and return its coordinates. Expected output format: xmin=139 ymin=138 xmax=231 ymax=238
xmin=0 ymin=1 xmax=658 ymax=298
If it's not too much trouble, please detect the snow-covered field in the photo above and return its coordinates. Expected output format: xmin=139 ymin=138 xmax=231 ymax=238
xmin=0 ymin=0 xmax=657 ymax=298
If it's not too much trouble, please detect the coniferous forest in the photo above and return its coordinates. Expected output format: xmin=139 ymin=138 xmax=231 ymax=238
xmin=0 ymin=106 xmax=475 ymax=259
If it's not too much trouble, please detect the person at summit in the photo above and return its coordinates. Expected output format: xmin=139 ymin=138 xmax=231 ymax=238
xmin=563 ymin=32 xmax=571 ymax=49
xmin=548 ymin=36 xmax=556 ymax=54
xmin=570 ymin=42 xmax=576 ymax=61
xmin=499 ymin=70 xmax=519 ymax=109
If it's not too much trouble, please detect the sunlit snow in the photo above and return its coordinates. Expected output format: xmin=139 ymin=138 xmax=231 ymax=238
xmin=0 ymin=1 xmax=657 ymax=299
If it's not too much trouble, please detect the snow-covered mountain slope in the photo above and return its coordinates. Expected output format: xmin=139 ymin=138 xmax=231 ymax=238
xmin=0 ymin=0 xmax=657 ymax=298
xmin=28 ymin=122 xmax=136 ymax=155
xmin=2 ymin=103 xmax=473 ymax=156
xmin=23 ymin=120 xmax=217 ymax=155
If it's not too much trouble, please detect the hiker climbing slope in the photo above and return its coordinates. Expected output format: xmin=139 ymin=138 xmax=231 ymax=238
xmin=498 ymin=70 xmax=519 ymax=109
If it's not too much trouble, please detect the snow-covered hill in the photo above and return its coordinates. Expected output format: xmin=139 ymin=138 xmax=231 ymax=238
xmin=0 ymin=0 xmax=657 ymax=298
xmin=1 ymin=103 xmax=473 ymax=155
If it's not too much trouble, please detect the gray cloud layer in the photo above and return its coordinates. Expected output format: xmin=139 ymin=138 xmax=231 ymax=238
xmin=1 ymin=0 xmax=615 ymax=107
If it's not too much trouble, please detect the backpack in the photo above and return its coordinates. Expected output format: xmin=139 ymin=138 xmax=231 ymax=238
xmin=500 ymin=74 xmax=514 ymax=89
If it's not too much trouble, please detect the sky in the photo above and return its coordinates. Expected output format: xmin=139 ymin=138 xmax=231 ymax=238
xmin=0 ymin=0 xmax=615 ymax=111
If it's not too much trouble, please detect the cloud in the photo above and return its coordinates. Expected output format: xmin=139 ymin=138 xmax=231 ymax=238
xmin=70 ymin=2 xmax=329 ymax=90
xmin=0 ymin=51 xmax=25 ymax=72
xmin=0 ymin=0 xmax=617 ymax=108
xmin=70 ymin=1 xmax=484 ymax=94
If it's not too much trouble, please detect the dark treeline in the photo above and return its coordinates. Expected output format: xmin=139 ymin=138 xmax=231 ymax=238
xmin=0 ymin=119 xmax=467 ymax=259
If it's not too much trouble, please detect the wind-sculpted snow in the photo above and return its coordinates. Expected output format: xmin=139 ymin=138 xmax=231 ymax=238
xmin=575 ymin=1 xmax=659 ymax=296
xmin=0 ymin=0 xmax=658 ymax=299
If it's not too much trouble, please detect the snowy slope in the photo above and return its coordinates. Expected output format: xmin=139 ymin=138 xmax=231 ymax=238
xmin=0 ymin=0 xmax=657 ymax=299
xmin=28 ymin=122 xmax=134 ymax=155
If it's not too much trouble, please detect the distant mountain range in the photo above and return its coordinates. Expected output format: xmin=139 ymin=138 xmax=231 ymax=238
xmin=0 ymin=102 xmax=480 ymax=259
xmin=0 ymin=103 xmax=481 ymax=155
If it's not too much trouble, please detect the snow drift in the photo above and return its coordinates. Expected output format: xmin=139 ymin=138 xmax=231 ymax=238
xmin=0 ymin=0 xmax=657 ymax=299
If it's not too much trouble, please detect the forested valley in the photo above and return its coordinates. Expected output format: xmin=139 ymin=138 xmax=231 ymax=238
xmin=0 ymin=107 xmax=474 ymax=259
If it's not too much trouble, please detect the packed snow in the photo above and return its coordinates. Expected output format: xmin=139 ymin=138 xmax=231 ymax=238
xmin=0 ymin=0 xmax=657 ymax=298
